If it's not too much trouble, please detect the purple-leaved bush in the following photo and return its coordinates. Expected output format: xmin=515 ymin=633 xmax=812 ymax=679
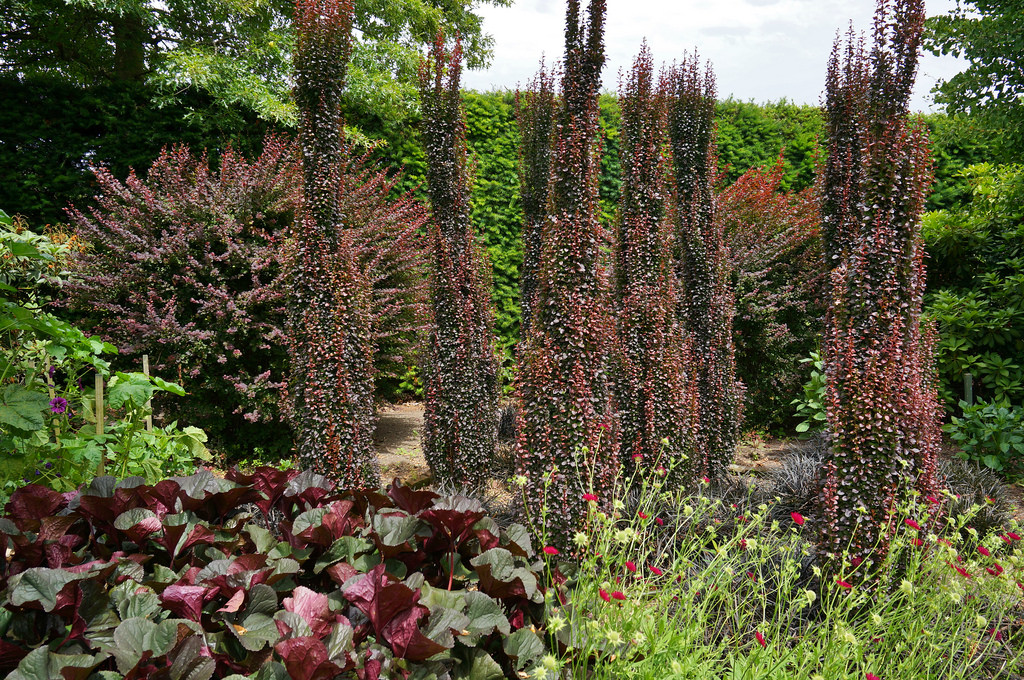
xmin=819 ymin=0 xmax=940 ymax=561
xmin=665 ymin=55 xmax=742 ymax=480
xmin=516 ymin=0 xmax=617 ymax=549
xmin=613 ymin=44 xmax=698 ymax=483
xmin=417 ymin=36 xmax=500 ymax=488
xmin=289 ymin=0 xmax=377 ymax=485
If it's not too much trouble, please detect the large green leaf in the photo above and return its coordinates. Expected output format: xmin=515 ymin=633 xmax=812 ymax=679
xmin=8 ymin=567 xmax=81 ymax=611
xmin=502 ymin=628 xmax=545 ymax=671
xmin=8 ymin=647 xmax=105 ymax=680
xmin=451 ymin=648 xmax=504 ymax=680
xmin=0 ymin=384 xmax=51 ymax=433
xmin=106 ymin=617 xmax=180 ymax=673
xmin=106 ymin=372 xmax=157 ymax=409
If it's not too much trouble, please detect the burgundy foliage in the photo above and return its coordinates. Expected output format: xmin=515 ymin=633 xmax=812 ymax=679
xmin=0 ymin=471 xmax=548 ymax=678
xmin=717 ymin=159 xmax=826 ymax=429
xmin=664 ymin=55 xmax=742 ymax=479
xmin=516 ymin=0 xmax=617 ymax=549
xmin=66 ymin=140 xmax=300 ymax=456
xmin=515 ymin=61 xmax=558 ymax=340
xmin=612 ymin=44 xmax=698 ymax=482
xmin=819 ymin=0 xmax=940 ymax=560
xmin=289 ymin=0 xmax=377 ymax=485
xmin=418 ymin=36 xmax=500 ymax=488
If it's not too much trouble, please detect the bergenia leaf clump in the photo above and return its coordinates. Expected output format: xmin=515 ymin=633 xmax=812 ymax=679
xmin=0 ymin=470 xmax=552 ymax=679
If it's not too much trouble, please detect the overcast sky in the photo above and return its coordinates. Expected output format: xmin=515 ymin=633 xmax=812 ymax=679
xmin=462 ymin=0 xmax=964 ymax=111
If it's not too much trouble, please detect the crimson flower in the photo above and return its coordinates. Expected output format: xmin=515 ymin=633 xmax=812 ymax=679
xmin=978 ymin=545 xmax=991 ymax=557
xmin=1007 ymin=532 xmax=1022 ymax=541
xmin=543 ymin=546 xmax=559 ymax=556
xmin=904 ymin=519 xmax=921 ymax=531
xmin=701 ymin=476 xmax=710 ymax=484
xmin=986 ymin=564 xmax=1004 ymax=576
xmin=582 ymin=493 xmax=598 ymax=502
xmin=790 ymin=511 xmax=805 ymax=526
xmin=638 ymin=511 xmax=648 ymax=519
xmin=599 ymin=589 xmax=610 ymax=603
xmin=747 ymin=571 xmax=757 ymax=582
xmin=625 ymin=561 xmax=637 ymax=573
xmin=836 ymin=578 xmax=852 ymax=589
xmin=650 ymin=565 xmax=663 ymax=576
xmin=926 ymin=495 xmax=940 ymax=505
xmin=754 ymin=631 xmax=766 ymax=648
xmin=950 ymin=563 xmax=972 ymax=579
xmin=851 ymin=556 xmax=863 ymax=567
xmin=611 ymin=591 xmax=626 ymax=601
xmin=910 ymin=538 xmax=923 ymax=547
xmin=598 ymin=422 xmax=610 ymax=431
xmin=867 ymin=674 xmax=880 ymax=680
xmin=632 ymin=453 xmax=643 ymax=461
xmin=655 ymin=517 xmax=664 ymax=526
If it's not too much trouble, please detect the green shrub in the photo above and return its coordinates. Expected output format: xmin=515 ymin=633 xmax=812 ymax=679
xmin=791 ymin=351 xmax=827 ymax=437
xmin=946 ymin=399 xmax=1024 ymax=475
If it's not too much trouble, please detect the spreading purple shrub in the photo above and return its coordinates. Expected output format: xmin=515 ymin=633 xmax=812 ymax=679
xmin=664 ymin=55 xmax=742 ymax=479
xmin=417 ymin=36 xmax=500 ymax=488
xmin=819 ymin=0 xmax=940 ymax=561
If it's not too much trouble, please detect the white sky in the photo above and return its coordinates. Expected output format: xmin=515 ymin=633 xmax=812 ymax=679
xmin=462 ymin=0 xmax=964 ymax=112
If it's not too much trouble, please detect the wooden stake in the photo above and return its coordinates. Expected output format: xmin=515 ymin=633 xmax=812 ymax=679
xmin=95 ymin=373 xmax=105 ymax=475
xmin=143 ymin=354 xmax=153 ymax=432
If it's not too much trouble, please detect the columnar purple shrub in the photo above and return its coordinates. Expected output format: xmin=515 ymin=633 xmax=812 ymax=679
xmin=289 ymin=0 xmax=378 ymax=486
xmin=516 ymin=0 xmax=615 ymax=548
xmin=664 ymin=56 xmax=741 ymax=479
xmin=515 ymin=62 xmax=557 ymax=339
xmin=418 ymin=36 xmax=499 ymax=488
xmin=66 ymin=140 xmax=300 ymax=457
xmin=819 ymin=0 xmax=940 ymax=561
xmin=613 ymin=45 xmax=697 ymax=481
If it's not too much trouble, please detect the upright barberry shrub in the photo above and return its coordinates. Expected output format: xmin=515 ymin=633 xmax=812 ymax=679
xmin=819 ymin=0 xmax=940 ymax=560
xmin=66 ymin=140 xmax=300 ymax=457
xmin=289 ymin=0 xmax=378 ymax=486
xmin=418 ymin=36 xmax=499 ymax=488
xmin=612 ymin=45 xmax=697 ymax=481
xmin=717 ymin=159 xmax=825 ymax=429
xmin=516 ymin=0 xmax=616 ymax=548
xmin=664 ymin=56 xmax=741 ymax=479
xmin=515 ymin=62 xmax=558 ymax=339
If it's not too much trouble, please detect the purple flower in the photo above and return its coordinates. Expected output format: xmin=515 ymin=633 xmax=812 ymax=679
xmin=49 ymin=397 xmax=68 ymax=414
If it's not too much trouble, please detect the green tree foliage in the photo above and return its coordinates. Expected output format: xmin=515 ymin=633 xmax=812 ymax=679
xmin=0 ymin=0 xmax=510 ymax=126
xmin=819 ymin=0 xmax=940 ymax=562
xmin=418 ymin=36 xmax=499 ymax=488
xmin=925 ymin=0 xmax=1024 ymax=160
xmin=924 ymin=163 xmax=1024 ymax=411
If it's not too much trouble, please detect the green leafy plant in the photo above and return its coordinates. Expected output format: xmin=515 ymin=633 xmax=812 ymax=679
xmin=791 ymin=352 xmax=827 ymax=437
xmin=945 ymin=399 xmax=1024 ymax=475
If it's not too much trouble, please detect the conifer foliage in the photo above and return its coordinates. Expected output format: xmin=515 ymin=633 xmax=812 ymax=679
xmin=418 ymin=36 xmax=499 ymax=488
xmin=515 ymin=62 xmax=558 ymax=339
xmin=289 ymin=0 xmax=379 ymax=486
xmin=517 ymin=0 xmax=615 ymax=548
xmin=819 ymin=0 xmax=939 ymax=560
xmin=665 ymin=56 xmax=741 ymax=479
xmin=613 ymin=45 xmax=696 ymax=480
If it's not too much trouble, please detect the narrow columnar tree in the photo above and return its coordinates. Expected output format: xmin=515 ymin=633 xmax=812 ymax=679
xmin=418 ymin=36 xmax=499 ymax=489
xmin=613 ymin=44 xmax=697 ymax=482
xmin=819 ymin=0 xmax=939 ymax=561
xmin=664 ymin=56 xmax=741 ymax=479
xmin=289 ymin=0 xmax=379 ymax=486
xmin=516 ymin=0 xmax=614 ymax=549
xmin=515 ymin=61 xmax=557 ymax=339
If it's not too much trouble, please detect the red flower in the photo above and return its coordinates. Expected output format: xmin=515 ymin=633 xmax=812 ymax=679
xmin=543 ymin=546 xmax=559 ymax=556
xmin=754 ymin=631 xmax=766 ymax=648
xmin=625 ymin=561 xmax=637 ymax=573
xmin=926 ymin=495 xmax=940 ymax=505
xmin=978 ymin=545 xmax=991 ymax=557
xmin=611 ymin=591 xmax=626 ymax=601
xmin=910 ymin=538 xmax=923 ymax=547
xmin=747 ymin=571 xmax=757 ymax=582
xmin=851 ymin=556 xmax=863 ymax=568
xmin=598 ymin=422 xmax=610 ymax=431
xmin=836 ymin=578 xmax=852 ymax=589
xmin=701 ymin=476 xmax=710 ymax=484
xmin=650 ymin=565 xmax=663 ymax=576
xmin=638 ymin=511 xmax=648 ymax=519
xmin=949 ymin=563 xmax=972 ymax=579
xmin=655 ymin=517 xmax=664 ymax=526
xmin=866 ymin=674 xmax=880 ymax=680
xmin=986 ymin=563 xmax=1004 ymax=576
xmin=904 ymin=519 xmax=921 ymax=531
xmin=632 ymin=453 xmax=643 ymax=461
xmin=791 ymin=512 xmax=805 ymax=526
xmin=1008 ymin=532 xmax=1022 ymax=541
xmin=599 ymin=589 xmax=610 ymax=603
xmin=739 ymin=539 xmax=748 ymax=550
xmin=582 ymin=493 xmax=598 ymax=502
